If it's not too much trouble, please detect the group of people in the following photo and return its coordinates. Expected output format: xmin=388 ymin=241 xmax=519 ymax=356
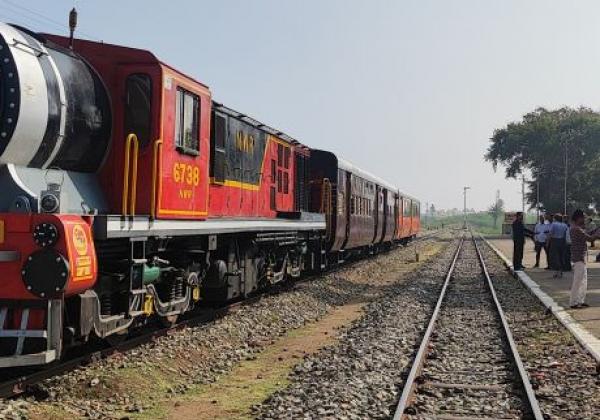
xmin=512 ymin=210 xmax=600 ymax=309
xmin=532 ymin=213 xmax=571 ymax=273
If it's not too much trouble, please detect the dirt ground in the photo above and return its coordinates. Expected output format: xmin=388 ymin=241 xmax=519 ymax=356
xmin=166 ymin=303 xmax=365 ymax=420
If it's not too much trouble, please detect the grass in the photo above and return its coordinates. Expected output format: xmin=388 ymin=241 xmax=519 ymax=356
xmin=423 ymin=211 xmax=537 ymax=235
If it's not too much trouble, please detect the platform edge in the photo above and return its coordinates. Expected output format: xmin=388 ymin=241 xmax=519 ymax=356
xmin=481 ymin=236 xmax=600 ymax=364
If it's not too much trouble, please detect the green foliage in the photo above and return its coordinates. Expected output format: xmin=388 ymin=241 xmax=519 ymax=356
xmin=424 ymin=212 xmax=502 ymax=234
xmin=485 ymin=107 xmax=600 ymax=214
xmin=488 ymin=198 xmax=505 ymax=228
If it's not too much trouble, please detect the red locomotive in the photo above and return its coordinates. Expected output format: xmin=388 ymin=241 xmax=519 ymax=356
xmin=0 ymin=22 xmax=420 ymax=367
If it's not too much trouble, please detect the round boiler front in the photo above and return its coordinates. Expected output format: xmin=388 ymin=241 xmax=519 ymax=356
xmin=0 ymin=23 xmax=111 ymax=172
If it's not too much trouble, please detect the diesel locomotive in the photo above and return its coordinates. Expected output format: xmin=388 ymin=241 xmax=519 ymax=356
xmin=0 ymin=22 xmax=420 ymax=367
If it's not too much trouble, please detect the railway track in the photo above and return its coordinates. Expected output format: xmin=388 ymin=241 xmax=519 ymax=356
xmin=393 ymin=233 xmax=544 ymax=420
xmin=0 ymin=232 xmax=439 ymax=401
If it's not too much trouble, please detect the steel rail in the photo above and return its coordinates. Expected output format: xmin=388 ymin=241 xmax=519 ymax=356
xmin=393 ymin=233 xmax=544 ymax=419
xmin=471 ymin=234 xmax=544 ymax=420
xmin=392 ymin=235 xmax=465 ymax=419
xmin=0 ymin=305 xmax=224 ymax=399
xmin=0 ymin=232 xmax=442 ymax=400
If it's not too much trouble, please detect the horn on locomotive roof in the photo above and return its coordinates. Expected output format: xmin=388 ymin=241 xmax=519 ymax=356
xmin=68 ymin=7 xmax=77 ymax=49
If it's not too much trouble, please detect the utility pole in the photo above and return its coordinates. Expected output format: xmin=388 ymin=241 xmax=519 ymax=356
xmin=521 ymin=175 xmax=526 ymax=215
xmin=564 ymin=137 xmax=568 ymax=216
xmin=536 ymin=179 xmax=540 ymax=219
xmin=463 ymin=186 xmax=470 ymax=229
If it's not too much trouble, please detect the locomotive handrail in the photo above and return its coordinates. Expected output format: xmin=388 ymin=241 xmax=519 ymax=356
xmin=151 ymin=139 xmax=164 ymax=219
xmin=12 ymin=38 xmax=47 ymax=57
xmin=122 ymin=133 xmax=139 ymax=216
xmin=320 ymin=178 xmax=333 ymax=241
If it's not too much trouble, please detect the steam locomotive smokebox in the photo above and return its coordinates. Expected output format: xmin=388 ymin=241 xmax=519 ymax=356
xmin=0 ymin=23 xmax=111 ymax=172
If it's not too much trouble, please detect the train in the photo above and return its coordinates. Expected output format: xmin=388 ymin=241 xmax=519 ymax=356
xmin=0 ymin=22 xmax=420 ymax=367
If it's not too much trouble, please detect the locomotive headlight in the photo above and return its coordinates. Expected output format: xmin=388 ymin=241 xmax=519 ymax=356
xmin=40 ymin=193 xmax=59 ymax=213
xmin=33 ymin=223 xmax=59 ymax=248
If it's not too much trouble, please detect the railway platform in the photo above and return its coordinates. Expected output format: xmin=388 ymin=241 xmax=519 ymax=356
xmin=489 ymin=237 xmax=600 ymax=356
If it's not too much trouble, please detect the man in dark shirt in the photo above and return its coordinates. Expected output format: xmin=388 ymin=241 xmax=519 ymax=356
xmin=512 ymin=212 xmax=534 ymax=271
xmin=569 ymin=209 xmax=600 ymax=308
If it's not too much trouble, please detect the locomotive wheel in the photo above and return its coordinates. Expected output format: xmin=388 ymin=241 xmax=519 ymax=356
xmin=159 ymin=314 xmax=179 ymax=328
xmin=201 ymin=285 xmax=229 ymax=304
xmin=105 ymin=330 xmax=128 ymax=347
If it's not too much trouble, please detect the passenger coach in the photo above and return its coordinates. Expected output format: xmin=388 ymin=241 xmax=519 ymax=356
xmin=309 ymin=150 xmax=419 ymax=263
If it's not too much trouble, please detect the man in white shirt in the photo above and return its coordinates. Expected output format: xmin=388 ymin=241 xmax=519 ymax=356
xmin=533 ymin=215 xmax=550 ymax=268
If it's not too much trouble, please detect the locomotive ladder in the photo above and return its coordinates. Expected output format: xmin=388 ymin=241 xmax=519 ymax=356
xmin=320 ymin=178 xmax=333 ymax=241
xmin=122 ymin=133 xmax=140 ymax=216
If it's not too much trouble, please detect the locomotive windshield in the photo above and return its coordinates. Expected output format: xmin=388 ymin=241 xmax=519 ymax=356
xmin=125 ymin=73 xmax=152 ymax=148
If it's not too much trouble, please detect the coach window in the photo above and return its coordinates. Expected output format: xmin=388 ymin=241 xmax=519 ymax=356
xmin=277 ymin=144 xmax=284 ymax=166
xmin=270 ymin=159 xmax=276 ymax=183
xmin=338 ymin=192 xmax=345 ymax=215
xmin=277 ymin=170 xmax=283 ymax=192
xmin=284 ymin=147 xmax=290 ymax=169
xmin=175 ymin=87 xmax=200 ymax=155
xmin=125 ymin=74 xmax=152 ymax=147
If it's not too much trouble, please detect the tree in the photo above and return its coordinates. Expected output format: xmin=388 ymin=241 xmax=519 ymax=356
xmin=485 ymin=107 xmax=600 ymax=215
xmin=429 ymin=203 xmax=436 ymax=217
xmin=488 ymin=198 xmax=504 ymax=228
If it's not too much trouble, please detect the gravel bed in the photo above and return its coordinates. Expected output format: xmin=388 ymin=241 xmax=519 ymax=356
xmin=0 ymin=234 xmax=445 ymax=420
xmin=254 ymin=240 xmax=458 ymax=419
xmin=408 ymin=239 xmax=529 ymax=419
xmin=480 ymin=240 xmax=600 ymax=419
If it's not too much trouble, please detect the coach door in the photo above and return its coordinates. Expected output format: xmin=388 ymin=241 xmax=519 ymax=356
xmin=268 ymin=137 xmax=293 ymax=213
xmin=394 ymin=194 xmax=400 ymax=238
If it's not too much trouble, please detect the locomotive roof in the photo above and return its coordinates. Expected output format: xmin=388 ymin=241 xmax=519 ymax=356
xmin=42 ymin=32 xmax=211 ymax=90
xmin=212 ymin=102 xmax=305 ymax=147
xmin=338 ymin=157 xmax=419 ymax=202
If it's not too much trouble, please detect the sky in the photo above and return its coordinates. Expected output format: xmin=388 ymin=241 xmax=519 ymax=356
xmin=4 ymin=0 xmax=600 ymax=211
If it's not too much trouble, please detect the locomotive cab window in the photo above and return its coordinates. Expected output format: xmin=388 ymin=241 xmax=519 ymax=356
xmin=175 ymin=87 xmax=200 ymax=155
xmin=210 ymin=112 xmax=227 ymax=183
xmin=125 ymin=74 xmax=152 ymax=147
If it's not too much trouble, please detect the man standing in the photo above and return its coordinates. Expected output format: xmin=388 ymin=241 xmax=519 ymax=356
xmin=512 ymin=212 xmax=533 ymax=271
xmin=569 ymin=209 xmax=600 ymax=308
xmin=548 ymin=214 xmax=568 ymax=277
xmin=533 ymin=215 xmax=549 ymax=268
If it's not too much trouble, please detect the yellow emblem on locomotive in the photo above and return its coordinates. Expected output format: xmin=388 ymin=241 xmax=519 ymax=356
xmin=236 ymin=130 xmax=255 ymax=153
xmin=72 ymin=224 xmax=89 ymax=256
